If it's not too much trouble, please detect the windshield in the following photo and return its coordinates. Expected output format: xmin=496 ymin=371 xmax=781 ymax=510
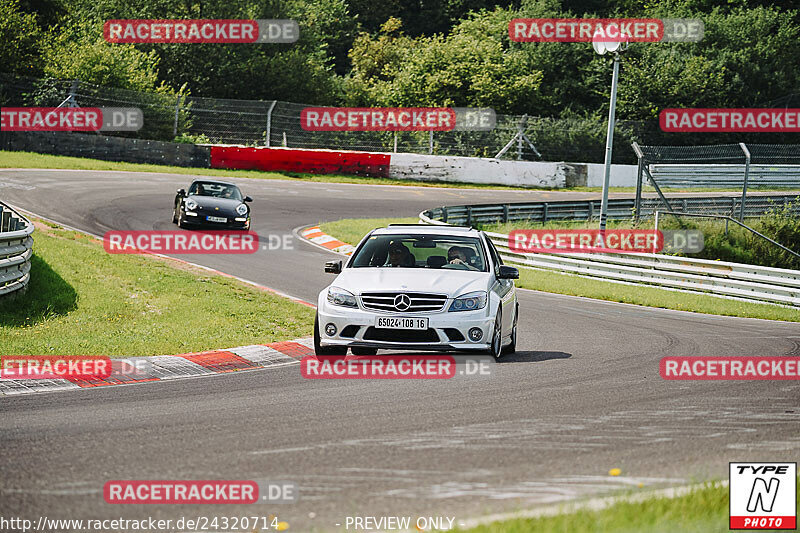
xmin=349 ymin=234 xmax=488 ymax=271
xmin=189 ymin=182 xmax=242 ymax=201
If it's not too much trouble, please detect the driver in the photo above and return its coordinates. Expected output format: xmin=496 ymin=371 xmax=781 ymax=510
xmin=448 ymin=246 xmax=468 ymax=265
xmin=448 ymin=246 xmax=478 ymax=270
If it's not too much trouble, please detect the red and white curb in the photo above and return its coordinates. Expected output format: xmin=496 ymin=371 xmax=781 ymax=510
xmin=0 ymin=338 xmax=314 ymax=396
xmin=299 ymin=226 xmax=355 ymax=255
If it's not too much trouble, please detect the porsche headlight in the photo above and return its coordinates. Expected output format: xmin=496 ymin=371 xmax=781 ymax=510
xmin=185 ymin=199 xmax=198 ymax=211
xmin=448 ymin=291 xmax=487 ymax=312
xmin=327 ymin=286 xmax=357 ymax=308
xmin=236 ymin=203 xmax=248 ymax=216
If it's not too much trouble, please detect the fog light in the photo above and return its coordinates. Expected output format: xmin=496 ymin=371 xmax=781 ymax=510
xmin=325 ymin=323 xmax=337 ymax=336
xmin=468 ymin=328 xmax=483 ymax=342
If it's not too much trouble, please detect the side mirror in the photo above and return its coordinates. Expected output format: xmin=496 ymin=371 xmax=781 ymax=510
xmin=498 ymin=265 xmax=519 ymax=279
xmin=177 ymin=188 xmax=186 ymax=196
xmin=244 ymin=196 xmax=253 ymax=202
xmin=325 ymin=260 xmax=342 ymax=274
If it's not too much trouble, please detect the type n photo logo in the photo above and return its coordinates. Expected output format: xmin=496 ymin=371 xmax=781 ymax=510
xmin=730 ymin=462 xmax=797 ymax=530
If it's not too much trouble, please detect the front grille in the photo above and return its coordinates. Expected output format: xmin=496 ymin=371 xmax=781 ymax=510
xmin=360 ymin=292 xmax=447 ymax=312
xmin=362 ymin=327 xmax=440 ymax=343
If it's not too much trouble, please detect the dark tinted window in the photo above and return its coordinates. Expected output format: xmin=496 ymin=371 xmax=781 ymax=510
xmin=189 ymin=182 xmax=242 ymax=201
xmin=349 ymin=234 xmax=487 ymax=271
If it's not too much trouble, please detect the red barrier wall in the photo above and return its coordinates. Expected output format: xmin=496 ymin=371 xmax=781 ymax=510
xmin=210 ymin=146 xmax=391 ymax=177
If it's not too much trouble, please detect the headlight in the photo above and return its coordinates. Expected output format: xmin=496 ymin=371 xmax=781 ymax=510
xmin=185 ymin=199 xmax=198 ymax=211
xmin=236 ymin=203 xmax=248 ymax=216
xmin=448 ymin=291 xmax=487 ymax=312
xmin=327 ymin=286 xmax=357 ymax=308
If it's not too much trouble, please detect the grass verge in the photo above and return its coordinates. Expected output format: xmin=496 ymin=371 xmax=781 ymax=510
xmin=457 ymin=479 xmax=799 ymax=533
xmin=458 ymin=484 xmax=726 ymax=533
xmin=0 ymin=219 xmax=315 ymax=356
xmin=3 ymin=150 xmax=795 ymax=193
xmin=317 ymin=217 xmax=418 ymax=247
xmin=480 ymin=204 xmax=800 ymax=271
xmin=318 ymin=217 xmax=800 ymax=322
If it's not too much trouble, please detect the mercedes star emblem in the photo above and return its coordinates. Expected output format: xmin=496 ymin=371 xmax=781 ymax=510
xmin=393 ymin=293 xmax=411 ymax=311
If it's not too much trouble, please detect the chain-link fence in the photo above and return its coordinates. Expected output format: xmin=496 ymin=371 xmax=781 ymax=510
xmin=5 ymin=74 xmax=800 ymax=167
xmin=1 ymin=73 xmax=652 ymax=163
xmin=633 ymin=142 xmax=800 ymax=220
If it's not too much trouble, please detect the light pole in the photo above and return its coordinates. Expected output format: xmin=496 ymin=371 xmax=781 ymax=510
xmin=593 ymin=32 xmax=627 ymax=230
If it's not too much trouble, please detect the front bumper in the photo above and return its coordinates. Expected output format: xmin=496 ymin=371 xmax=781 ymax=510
xmin=317 ymin=298 xmax=494 ymax=352
xmin=183 ymin=212 xmax=249 ymax=230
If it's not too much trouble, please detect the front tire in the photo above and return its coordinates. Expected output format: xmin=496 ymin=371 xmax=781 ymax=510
xmin=504 ymin=304 xmax=518 ymax=355
xmin=314 ymin=314 xmax=347 ymax=356
xmin=177 ymin=209 xmax=188 ymax=229
xmin=486 ymin=307 xmax=503 ymax=360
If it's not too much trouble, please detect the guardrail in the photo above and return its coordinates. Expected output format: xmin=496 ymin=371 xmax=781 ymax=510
xmin=649 ymin=164 xmax=800 ymax=187
xmin=423 ymin=194 xmax=800 ymax=226
xmin=0 ymin=202 xmax=34 ymax=297
xmin=419 ymin=199 xmax=800 ymax=307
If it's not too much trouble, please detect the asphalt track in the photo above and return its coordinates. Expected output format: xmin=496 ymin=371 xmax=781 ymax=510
xmin=1 ymin=169 xmax=799 ymax=532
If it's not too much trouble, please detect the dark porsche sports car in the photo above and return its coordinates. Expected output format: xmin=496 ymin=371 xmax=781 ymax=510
xmin=173 ymin=179 xmax=252 ymax=229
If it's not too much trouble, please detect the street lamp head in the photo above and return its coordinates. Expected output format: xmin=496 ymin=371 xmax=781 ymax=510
xmin=592 ymin=28 xmax=628 ymax=55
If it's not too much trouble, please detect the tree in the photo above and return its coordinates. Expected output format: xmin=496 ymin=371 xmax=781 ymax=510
xmin=42 ymin=19 xmax=163 ymax=92
xmin=345 ymin=11 xmax=543 ymax=112
xmin=0 ymin=0 xmax=44 ymax=76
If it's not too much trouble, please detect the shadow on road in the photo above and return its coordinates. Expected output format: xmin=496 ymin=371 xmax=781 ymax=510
xmin=499 ymin=351 xmax=572 ymax=363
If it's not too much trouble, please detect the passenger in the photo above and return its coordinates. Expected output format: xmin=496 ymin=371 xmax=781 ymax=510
xmin=387 ymin=241 xmax=414 ymax=267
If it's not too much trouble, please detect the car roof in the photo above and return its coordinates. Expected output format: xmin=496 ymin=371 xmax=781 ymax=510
xmin=371 ymin=225 xmax=482 ymax=237
xmin=190 ymin=178 xmax=238 ymax=187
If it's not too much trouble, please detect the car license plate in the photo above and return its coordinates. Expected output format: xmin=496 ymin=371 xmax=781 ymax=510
xmin=375 ymin=317 xmax=428 ymax=330
xmin=206 ymin=216 xmax=227 ymax=223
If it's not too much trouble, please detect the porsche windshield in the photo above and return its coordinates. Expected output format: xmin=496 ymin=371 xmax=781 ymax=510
xmin=350 ymin=234 xmax=488 ymax=271
xmin=189 ymin=182 xmax=242 ymax=201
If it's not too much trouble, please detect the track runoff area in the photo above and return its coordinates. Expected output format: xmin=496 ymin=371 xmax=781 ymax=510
xmin=3 ymin=16 xmax=800 ymax=533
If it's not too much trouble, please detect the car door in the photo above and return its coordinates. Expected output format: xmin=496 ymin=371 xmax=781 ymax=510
xmin=484 ymin=235 xmax=515 ymax=337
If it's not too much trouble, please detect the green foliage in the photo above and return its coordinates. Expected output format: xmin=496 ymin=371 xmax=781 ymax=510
xmin=42 ymin=18 xmax=164 ymax=92
xmin=4 ymin=0 xmax=800 ymax=151
xmin=347 ymin=0 xmax=518 ymax=37
xmin=345 ymin=11 xmax=543 ymax=111
xmin=657 ymin=202 xmax=800 ymax=270
xmin=618 ymin=5 xmax=800 ymax=119
xmin=173 ymin=133 xmax=211 ymax=144
xmin=0 ymin=0 xmax=44 ymax=76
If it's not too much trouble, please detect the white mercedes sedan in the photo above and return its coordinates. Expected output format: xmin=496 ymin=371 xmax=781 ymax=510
xmin=314 ymin=225 xmax=519 ymax=358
